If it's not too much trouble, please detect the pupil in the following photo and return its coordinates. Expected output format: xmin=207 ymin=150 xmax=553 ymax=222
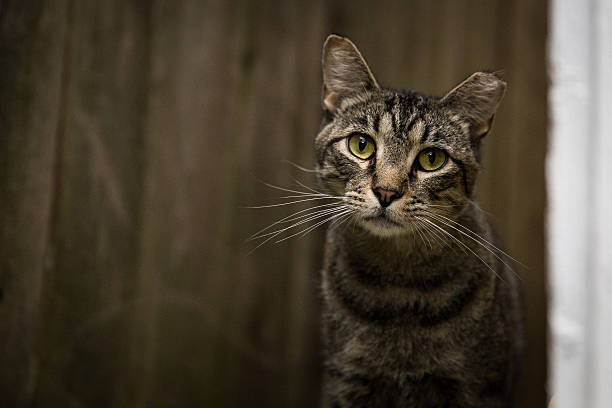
xmin=428 ymin=151 xmax=436 ymax=164
xmin=358 ymin=136 xmax=367 ymax=151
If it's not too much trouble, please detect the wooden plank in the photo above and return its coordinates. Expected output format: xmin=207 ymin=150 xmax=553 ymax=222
xmin=495 ymin=1 xmax=548 ymax=406
xmin=0 ymin=1 xmax=68 ymax=406
xmin=29 ymin=1 xmax=152 ymax=406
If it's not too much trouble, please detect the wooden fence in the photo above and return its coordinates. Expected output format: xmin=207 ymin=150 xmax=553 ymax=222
xmin=0 ymin=1 xmax=547 ymax=407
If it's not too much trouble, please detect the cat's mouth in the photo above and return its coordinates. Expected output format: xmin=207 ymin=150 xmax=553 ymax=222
xmin=360 ymin=212 xmax=407 ymax=237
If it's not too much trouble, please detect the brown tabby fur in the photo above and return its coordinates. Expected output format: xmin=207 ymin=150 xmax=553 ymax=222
xmin=316 ymin=35 xmax=523 ymax=408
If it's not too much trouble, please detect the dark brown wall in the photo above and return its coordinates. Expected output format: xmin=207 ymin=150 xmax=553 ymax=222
xmin=0 ymin=0 xmax=547 ymax=407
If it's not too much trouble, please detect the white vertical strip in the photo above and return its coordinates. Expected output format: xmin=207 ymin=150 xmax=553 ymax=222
xmin=548 ymin=0 xmax=592 ymax=407
xmin=550 ymin=0 xmax=612 ymax=406
xmin=591 ymin=0 xmax=612 ymax=407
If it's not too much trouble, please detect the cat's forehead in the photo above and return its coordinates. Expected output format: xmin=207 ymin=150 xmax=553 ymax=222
xmin=337 ymin=89 xmax=457 ymax=151
xmin=341 ymin=89 xmax=430 ymax=118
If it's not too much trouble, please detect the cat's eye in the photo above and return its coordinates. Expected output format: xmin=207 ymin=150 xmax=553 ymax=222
xmin=417 ymin=148 xmax=447 ymax=171
xmin=347 ymin=134 xmax=376 ymax=160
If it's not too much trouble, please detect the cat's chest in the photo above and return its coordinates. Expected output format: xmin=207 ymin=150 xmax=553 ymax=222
xmin=323 ymin=252 xmax=487 ymax=328
xmin=334 ymin=316 xmax=469 ymax=377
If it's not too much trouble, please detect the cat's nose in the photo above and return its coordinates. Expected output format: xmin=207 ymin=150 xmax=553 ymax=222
xmin=373 ymin=187 xmax=402 ymax=207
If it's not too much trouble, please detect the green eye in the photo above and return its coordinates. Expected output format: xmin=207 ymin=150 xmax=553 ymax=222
xmin=348 ymin=134 xmax=376 ymax=160
xmin=417 ymin=148 xmax=447 ymax=171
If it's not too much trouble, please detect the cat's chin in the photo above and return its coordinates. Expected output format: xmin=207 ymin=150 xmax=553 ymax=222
xmin=359 ymin=215 xmax=409 ymax=237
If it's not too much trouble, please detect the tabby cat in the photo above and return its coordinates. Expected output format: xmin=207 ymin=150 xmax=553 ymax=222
xmin=315 ymin=35 xmax=523 ymax=407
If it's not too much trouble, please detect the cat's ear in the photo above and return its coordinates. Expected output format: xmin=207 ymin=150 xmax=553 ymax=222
xmin=321 ymin=35 xmax=380 ymax=113
xmin=441 ymin=72 xmax=506 ymax=139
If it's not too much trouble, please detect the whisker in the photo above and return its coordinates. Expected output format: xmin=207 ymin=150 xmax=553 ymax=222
xmin=329 ymin=212 xmax=353 ymax=232
xmin=282 ymin=159 xmax=323 ymax=173
xmin=413 ymin=220 xmax=432 ymax=251
xmin=299 ymin=209 xmax=354 ymax=236
xmin=422 ymin=212 xmax=520 ymax=280
xmin=275 ymin=209 xmax=354 ymax=243
xmin=426 ymin=204 xmax=464 ymax=208
xmin=416 ymin=219 xmax=442 ymax=251
xmin=292 ymin=178 xmax=328 ymax=196
xmin=274 ymin=193 xmax=340 ymax=200
xmin=246 ymin=202 xmax=347 ymax=241
xmin=246 ymin=207 xmax=350 ymax=255
xmin=423 ymin=210 xmax=526 ymax=268
xmin=301 ymin=209 xmax=354 ymax=238
xmin=424 ymin=219 xmax=466 ymax=257
xmin=417 ymin=217 xmax=507 ymax=284
xmin=243 ymin=196 xmax=346 ymax=209
xmin=423 ymin=220 xmax=455 ymax=252
xmin=256 ymin=179 xmax=318 ymax=196
xmin=279 ymin=203 xmax=349 ymax=224
xmin=249 ymin=206 xmax=349 ymax=241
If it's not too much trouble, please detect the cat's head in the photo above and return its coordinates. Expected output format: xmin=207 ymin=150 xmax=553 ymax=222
xmin=315 ymin=35 xmax=505 ymax=237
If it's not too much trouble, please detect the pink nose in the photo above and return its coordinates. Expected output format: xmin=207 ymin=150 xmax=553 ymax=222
xmin=373 ymin=187 xmax=401 ymax=207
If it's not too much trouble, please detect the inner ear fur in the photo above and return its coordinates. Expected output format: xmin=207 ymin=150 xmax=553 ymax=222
xmin=441 ymin=72 xmax=506 ymax=139
xmin=321 ymin=35 xmax=380 ymax=113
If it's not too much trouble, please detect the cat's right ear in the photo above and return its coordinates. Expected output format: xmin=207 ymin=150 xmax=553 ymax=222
xmin=321 ymin=35 xmax=380 ymax=114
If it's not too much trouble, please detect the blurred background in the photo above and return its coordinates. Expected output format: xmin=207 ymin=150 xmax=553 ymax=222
xmin=0 ymin=0 xmax=547 ymax=407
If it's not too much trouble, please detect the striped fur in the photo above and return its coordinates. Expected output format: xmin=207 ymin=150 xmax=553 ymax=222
xmin=317 ymin=35 xmax=523 ymax=407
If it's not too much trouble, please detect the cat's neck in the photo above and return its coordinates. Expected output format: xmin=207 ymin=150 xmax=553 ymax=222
xmin=329 ymin=203 xmax=486 ymax=281
xmin=338 ymin=223 xmax=447 ymax=265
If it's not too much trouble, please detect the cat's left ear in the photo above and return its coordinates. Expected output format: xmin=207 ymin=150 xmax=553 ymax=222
xmin=441 ymin=72 xmax=506 ymax=140
xmin=321 ymin=35 xmax=380 ymax=113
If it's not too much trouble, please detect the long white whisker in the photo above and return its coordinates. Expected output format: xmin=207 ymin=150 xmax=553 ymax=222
xmin=425 ymin=219 xmax=466 ymax=257
xmin=413 ymin=220 xmax=432 ymax=250
xmin=423 ymin=220 xmax=455 ymax=252
xmin=274 ymin=193 xmax=343 ymax=200
xmin=244 ymin=196 xmax=345 ymax=209
xmin=329 ymin=212 xmax=353 ymax=232
xmin=257 ymin=179 xmax=317 ymax=196
xmin=416 ymin=219 xmax=440 ymax=251
xmin=275 ymin=209 xmax=353 ymax=243
xmin=282 ymin=160 xmax=323 ymax=173
xmin=417 ymin=217 xmax=507 ymax=284
xmin=423 ymin=210 xmax=526 ymax=268
xmin=427 ymin=204 xmax=463 ymax=208
xmin=246 ymin=207 xmax=350 ymax=255
xmin=297 ymin=209 xmax=354 ymax=238
xmin=423 ymin=212 xmax=520 ymax=280
xmin=292 ymin=178 xmax=328 ymax=195
xmin=247 ymin=229 xmax=286 ymax=255
xmin=247 ymin=202 xmax=347 ymax=241
xmin=250 ymin=206 xmax=349 ymax=241
xmin=279 ymin=203 xmax=349 ymax=223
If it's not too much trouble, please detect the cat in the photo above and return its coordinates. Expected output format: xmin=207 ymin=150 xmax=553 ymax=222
xmin=315 ymin=35 xmax=523 ymax=407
